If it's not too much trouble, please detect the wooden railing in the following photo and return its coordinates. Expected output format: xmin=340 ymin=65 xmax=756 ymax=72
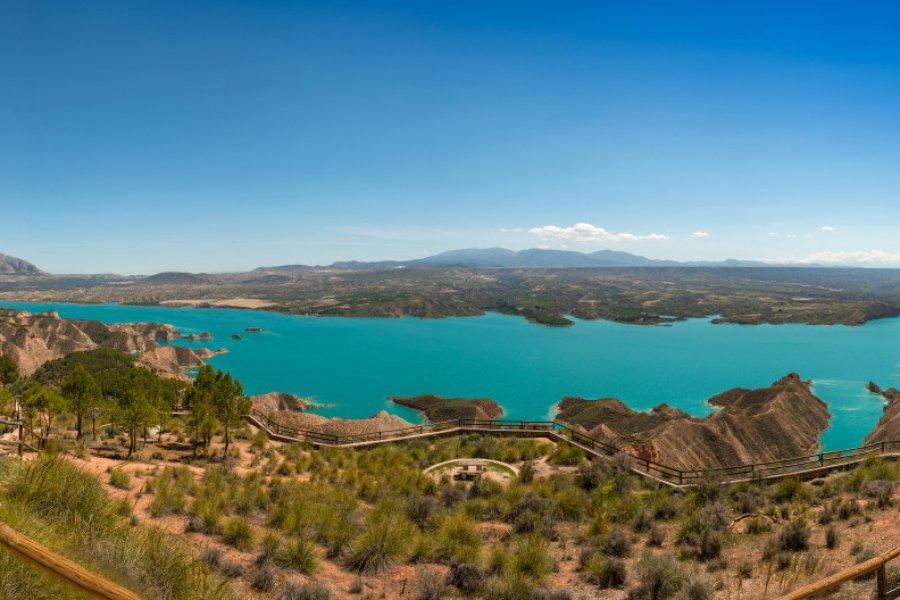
xmin=777 ymin=544 xmax=900 ymax=600
xmin=0 ymin=522 xmax=141 ymax=600
xmin=0 ymin=418 xmax=44 ymax=456
xmin=246 ymin=409 xmax=900 ymax=487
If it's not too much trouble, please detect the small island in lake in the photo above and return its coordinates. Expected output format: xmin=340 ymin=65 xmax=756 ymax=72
xmin=391 ymin=394 xmax=505 ymax=422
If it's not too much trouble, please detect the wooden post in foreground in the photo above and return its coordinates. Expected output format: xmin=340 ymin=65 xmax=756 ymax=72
xmin=776 ymin=545 xmax=900 ymax=600
xmin=0 ymin=523 xmax=142 ymax=600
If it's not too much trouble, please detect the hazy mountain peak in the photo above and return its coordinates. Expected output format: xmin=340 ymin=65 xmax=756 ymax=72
xmin=0 ymin=253 xmax=44 ymax=275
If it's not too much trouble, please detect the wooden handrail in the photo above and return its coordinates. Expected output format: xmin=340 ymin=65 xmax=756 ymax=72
xmin=777 ymin=545 xmax=900 ymax=600
xmin=0 ymin=522 xmax=142 ymax=600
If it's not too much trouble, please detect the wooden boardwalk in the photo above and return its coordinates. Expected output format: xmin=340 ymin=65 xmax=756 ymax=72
xmin=246 ymin=409 xmax=900 ymax=488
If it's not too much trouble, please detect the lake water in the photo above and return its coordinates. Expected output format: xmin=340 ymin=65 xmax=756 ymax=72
xmin=2 ymin=301 xmax=897 ymax=451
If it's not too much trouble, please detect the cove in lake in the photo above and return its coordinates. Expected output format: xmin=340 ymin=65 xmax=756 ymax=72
xmin=3 ymin=301 xmax=898 ymax=451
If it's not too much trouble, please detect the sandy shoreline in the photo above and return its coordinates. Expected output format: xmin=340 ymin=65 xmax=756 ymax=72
xmin=159 ymin=298 xmax=276 ymax=309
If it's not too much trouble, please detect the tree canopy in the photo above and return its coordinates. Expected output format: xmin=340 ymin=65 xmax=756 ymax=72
xmin=0 ymin=354 xmax=18 ymax=385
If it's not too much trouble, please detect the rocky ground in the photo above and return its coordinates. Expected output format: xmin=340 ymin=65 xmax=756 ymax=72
xmin=32 ymin=430 xmax=900 ymax=600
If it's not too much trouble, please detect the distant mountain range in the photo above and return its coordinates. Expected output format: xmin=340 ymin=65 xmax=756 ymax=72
xmin=0 ymin=253 xmax=43 ymax=275
xmin=0 ymin=247 xmax=813 ymax=278
xmin=258 ymin=247 xmax=771 ymax=271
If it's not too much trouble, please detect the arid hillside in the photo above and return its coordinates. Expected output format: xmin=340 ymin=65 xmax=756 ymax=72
xmin=557 ymin=374 xmax=831 ymax=470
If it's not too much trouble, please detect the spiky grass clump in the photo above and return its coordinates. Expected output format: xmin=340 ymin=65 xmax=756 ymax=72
xmin=1 ymin=456 xmax=234 ymax=600
xmin=347 ymin=502 xmax=415 ymax=573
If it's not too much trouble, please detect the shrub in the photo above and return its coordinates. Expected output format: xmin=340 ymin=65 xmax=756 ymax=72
xmin=825 ymin=525 xmax=839 ymax=550
xmin=577 ymin=460 xmax=608 ymax=491
xmin=510 ymin=535 xmax=553 ymax=582
xmin=737 ymin=559 xmax=753 ymax=578
xmin=218 ymin=558 xmax=245 ymax=578
xmin=649 ymin=492 xmax=679 ymax=521
xmin=732 ymin=491 xmax=759 ymax=514
xmin=519 ymin=461 xmax=535 ymax=484
xmin=436 ymin=513 xmax=483 ymax=564
xmin=775 ymin=519 xmax=810 ymax=554
xmin=682 ymin=573 xmax=713 ymax=600
xmin=646 ymin=524 xmax=665 ymax=547
xmin=201 ymin=546 xmax=223 ymax=567
xmin=109 ymin=469 xmax=132 ymax=490
xmin=446 ymin=562 xmax=485 ymax=595
xmin=745 ymin=516 xmax=771 ymax=535
xmin=150 ymin=475 xmax=187 ymax=517
xmin=250 ymin=429 xmax=269 ymax=451
xmin=483 ymin=571 xmax=535 ymax=600
xmin=223 ymin=517 xmax=255 ymax=552
xmin=253 ymin=564 xmax=276 ymax=592
xmin=853 ymin=546 xmax=878 ymax=581
xmin=628 ymin=551 xmax=683 ymax=600
xmin=771 ymin=478 xmax=805 ymax=503
xmin=416 ymin=565 xmax=448 ymax=600
xmin=282 ymin=537 xmax=318 ymax=575
xmin=676 ymin=503 xmax=728 ymax=561
xmin=632 ymin=507 xmax=654 ymax=533
xmin=280 ymin=581 xmax=332 ymax=600
xmin=548 ymin=443 xmax=585 ymax=466
xmin=600 ymin=527 xmax=632 ymax=558
xmin=508 ymin=491 xmax=556 ymax=536
xmin=862 ymin=479 xmax=894 ymax=508
xmin=347 ymin=503 xmax=415 ymax=573
xmin=582 ymin=555 xmax=627 ymax=588
xmin=258 ymin=532 xmax=285 ymax=564
xmin=405 ymin=495 xmax=439 ymax=529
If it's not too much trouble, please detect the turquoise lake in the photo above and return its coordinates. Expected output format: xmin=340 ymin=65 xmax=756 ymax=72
xmin=2 ymin=301 xmax=898 ymax=451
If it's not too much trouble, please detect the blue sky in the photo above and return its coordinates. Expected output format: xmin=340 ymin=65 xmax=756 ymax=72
xmin=2 ymin=1 xmax=900 ymax=273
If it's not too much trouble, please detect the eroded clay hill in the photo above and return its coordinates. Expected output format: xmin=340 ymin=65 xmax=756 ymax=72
xmin=865 ymin=382 xmax=900 ymax=444
xmin=0 ymin=307 xmax=218 ymax=378
xmin=557 ymin=373 xmax=831 ymax=471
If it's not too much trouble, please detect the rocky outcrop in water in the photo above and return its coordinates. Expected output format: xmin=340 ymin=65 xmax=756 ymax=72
xmin=391 ymin=394 xmax=504 ymax=422
xmin=865 ymin=382 xmax=900 ymax=444
xmin=183 ymin=332 xmax=213 ymax=341
xmin=250 ymin=391 xmax=311 ymax=413
xmin=556 ymin=374 xmax=831 ymax=471
xmin=0 ymin=307 xmax=214 ymax=379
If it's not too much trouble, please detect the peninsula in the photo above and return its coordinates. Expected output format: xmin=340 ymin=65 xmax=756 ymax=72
xmin=3 ymin=250 xmax=900 ymax=327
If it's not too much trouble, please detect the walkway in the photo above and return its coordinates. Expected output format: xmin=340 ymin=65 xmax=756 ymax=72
xmin=245 ymin=409 xmax=900 ymax=489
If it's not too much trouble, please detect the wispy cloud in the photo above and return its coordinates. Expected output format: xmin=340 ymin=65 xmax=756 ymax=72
xmin=528 ymin=222 xmax=669 ymax=242
xmin=820 ymin=226 xmax=836 ymax=232
xmin=690 ymin=231 xmax=710 ymax=238
xmin=778 ymin=250 xmax=900 ymax=266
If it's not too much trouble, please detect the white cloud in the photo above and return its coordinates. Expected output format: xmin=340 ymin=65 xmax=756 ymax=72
xmin=820 ymin=226 xmax=836 ymax=232
xmin=528 ymin=222 xmax=669 ymax=242
xmin=786 ymin=233 xmax=798 ymax=239
xmin=778 ymin=250 xmax=900 ymax=266
xmin=690 ymin=231 xmax=710 ymax=238
xmin=768 ymin=232 xmax=778 ymax=237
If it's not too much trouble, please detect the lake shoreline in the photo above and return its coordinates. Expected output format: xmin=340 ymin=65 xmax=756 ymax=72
xmin=1 ymin=299 xmax=897 ymax=451
xmin=0 ymin=295 xmax=895 ymax=328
